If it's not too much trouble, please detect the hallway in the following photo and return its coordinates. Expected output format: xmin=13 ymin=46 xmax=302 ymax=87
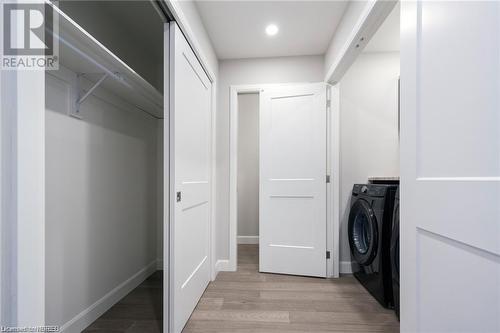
xmin=184 ymin=245 xmax=399 ymax=332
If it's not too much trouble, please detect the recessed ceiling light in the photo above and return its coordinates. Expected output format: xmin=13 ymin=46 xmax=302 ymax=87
xmin=265 ymin=24 xmax=279 ymax=36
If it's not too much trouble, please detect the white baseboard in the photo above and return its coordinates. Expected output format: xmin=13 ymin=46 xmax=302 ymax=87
xmin=237 ymin=236 xmax=259 ymax=244
xmin=340 ymin=261 xmax=353 ymax=274
xmin=215 ymin=259 xmax=230 ymax=275
xmin=156 ymin=259 xmax=164 ymax=270
xmin=60 ymin=260 xmax=158 ymax=332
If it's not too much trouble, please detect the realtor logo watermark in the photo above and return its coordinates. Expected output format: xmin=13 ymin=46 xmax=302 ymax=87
xmin=1 ymin=1 xmax=59 ymax=70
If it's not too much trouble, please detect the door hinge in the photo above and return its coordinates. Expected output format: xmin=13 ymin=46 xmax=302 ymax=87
xmin=326 ymin=251 xmax=331 ymax=259
xmin=326 ymin=175 xmax=331 ymax=183
xmin=176 ymin=191 xmax=182 ymax=202
xmin=326 ymin=99 xmax=331 ymax=108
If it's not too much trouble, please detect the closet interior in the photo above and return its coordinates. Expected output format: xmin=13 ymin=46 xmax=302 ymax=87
xmin=45 ymin=1 xmax=165 ymax=330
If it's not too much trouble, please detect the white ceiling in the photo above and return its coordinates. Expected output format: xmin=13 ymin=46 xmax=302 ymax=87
xmin=194 ymin=1 xmax=349 ymax=60
xmin=363 ymin=2 xmax=400 ymax=53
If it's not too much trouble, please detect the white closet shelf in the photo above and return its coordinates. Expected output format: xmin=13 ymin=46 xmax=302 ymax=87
xmin=50 ymin=2 xmax=163 ymax=118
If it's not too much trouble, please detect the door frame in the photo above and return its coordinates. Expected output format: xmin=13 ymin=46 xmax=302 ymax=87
xmin=0 ymin=65 xmax=46 ymax=326
xmin=228 ymin=83 xmax=340 ymax=278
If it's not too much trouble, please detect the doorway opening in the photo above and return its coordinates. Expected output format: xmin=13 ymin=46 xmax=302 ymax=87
xmin=229 ymin=84 xmax=339 ymax=277
xmin=44 ymin=1 xmax=167 ymax=331
xmin=337 ymin=0 xmax=401 ymax=319
xmin=236 ymin=92 xmax=260 ymax=267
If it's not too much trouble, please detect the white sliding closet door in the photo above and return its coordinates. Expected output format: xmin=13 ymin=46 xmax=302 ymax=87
xmin=401 ymin=1 xmax=500 ymax=332
xmin=259 ymin=83 xmax=327 ymax=278
xmin=168 ymin=22 xmax=211 ymax=333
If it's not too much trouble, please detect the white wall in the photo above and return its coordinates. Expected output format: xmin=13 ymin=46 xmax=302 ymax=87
xmin=339 ymin=52 xmax=400 ymax=264
xmin=216 ymin=55 xmax=324 ymax=259
xmin=237 ymin=94 xmax=259 ymax=240
xmin=45 ymin=67 xmax=161 ymax=328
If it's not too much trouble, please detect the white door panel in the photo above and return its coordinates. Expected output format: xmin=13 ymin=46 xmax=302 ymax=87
xmin=401 ymin=1 xmax=500 ymax=332
xmin=169 ymin=22 xmax=211 ymax=333
xmin=260 ymin=83 xmax=327 ymax=278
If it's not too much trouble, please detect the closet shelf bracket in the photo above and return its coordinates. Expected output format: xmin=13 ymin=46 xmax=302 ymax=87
xmin=71 ymin=72 xmax=123 ymax=119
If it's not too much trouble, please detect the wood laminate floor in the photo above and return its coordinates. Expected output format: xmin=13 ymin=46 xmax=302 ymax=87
xmin=184 ymin=245 xmax=399 ymax=333
xmin=84 ymin=271 xmax=163 ymax=333
xmin=85 ymin=245 xmax=399 ymax=332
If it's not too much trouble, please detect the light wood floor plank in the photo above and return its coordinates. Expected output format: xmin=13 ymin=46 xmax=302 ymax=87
xmin=184 ymin=245 xmax=399 ymax=333
xmin=190 ymin=310 xmax=290 ymax=323
xmin=184 ymin=320 xmax=399 ymax=333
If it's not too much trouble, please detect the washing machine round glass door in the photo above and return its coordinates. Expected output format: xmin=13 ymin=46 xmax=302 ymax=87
xmin=348 ymin=199 xmax=378 ymax=265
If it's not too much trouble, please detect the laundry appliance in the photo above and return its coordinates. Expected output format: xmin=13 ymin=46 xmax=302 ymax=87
xmin=348 ymin=184 xmax=398 ymax=308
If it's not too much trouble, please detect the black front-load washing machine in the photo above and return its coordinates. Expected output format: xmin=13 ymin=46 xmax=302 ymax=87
xmin=348 ymin=184 xmax=397 ymax=308
xmin=390 ymin=187 xmax=400 ymax=318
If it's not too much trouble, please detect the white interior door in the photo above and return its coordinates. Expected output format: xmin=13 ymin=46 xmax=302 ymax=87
xmin=401 ymin=1 xmax=500 ymax=332
xmin=169 ymin=22 xmax=211 ymax=333
xmin=260 ymin=83 xmax=327 ymax=277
